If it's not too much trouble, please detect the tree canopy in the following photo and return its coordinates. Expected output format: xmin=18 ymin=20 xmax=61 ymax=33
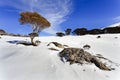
xmin=19 ymin=12 xmax=51 ymax=33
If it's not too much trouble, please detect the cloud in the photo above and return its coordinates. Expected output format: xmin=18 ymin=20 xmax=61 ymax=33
xmin=114 ymin=16 xmax=120 ymax=22
xmin=0 ymin=0 xmax=73 ymax=34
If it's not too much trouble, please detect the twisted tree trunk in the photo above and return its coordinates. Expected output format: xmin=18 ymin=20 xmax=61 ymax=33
xmin=30 ymin=36 xmax=37 ymax=46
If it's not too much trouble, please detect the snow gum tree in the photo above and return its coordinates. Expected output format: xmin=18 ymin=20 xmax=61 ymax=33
xmin=19 ymin=12 xmax=51 ymax=46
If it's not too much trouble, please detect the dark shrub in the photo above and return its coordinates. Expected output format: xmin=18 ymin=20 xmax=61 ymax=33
xmin=0 ymin=29 xmax=6 ymax=35
xmin=72 ymin=28 xmax=87 ymax=35
xmin=103 ymin=27 xmax=120 ymax=33
xmin=88 ymin=29 xmax=103 ymax=35
xmin=56 ymin=32 xmax=65 ymax=37
xmin=65 ymin=28 xmax=72 ymax=35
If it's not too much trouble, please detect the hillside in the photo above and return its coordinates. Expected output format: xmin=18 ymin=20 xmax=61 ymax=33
xmin=0 ymin=34 xmax=120 ymax=80
xmin=108 ymin=22 xmax=120 ymax=27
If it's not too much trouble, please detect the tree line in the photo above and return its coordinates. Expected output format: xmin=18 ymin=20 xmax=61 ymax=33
xmin=56 ymin=26 xmax=120 ymax=37
xmin=1 ymin=11 xmax=120 ymax=45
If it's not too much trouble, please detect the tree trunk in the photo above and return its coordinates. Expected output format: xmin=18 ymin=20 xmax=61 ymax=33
xmin=30 ymin=37 xmax=36 ymax=46
xmin=31 ymin=37 xmax=34 ymax=44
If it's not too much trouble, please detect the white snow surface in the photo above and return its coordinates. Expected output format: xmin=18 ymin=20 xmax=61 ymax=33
xmin=108 ymin=22 xmax=120 ymax=27
xmin=0 ymin=34 xmax=120 ymax=80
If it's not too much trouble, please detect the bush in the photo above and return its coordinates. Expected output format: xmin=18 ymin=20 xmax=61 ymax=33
xmin=0 ymin=29 xmax=6 ymax=35
xmin=65 ymin=28 xmax=72 ymax=35
xmin=56 ymin=32 xmax=65 ymax=37
xmin=103 ymin=27 xmax=120 ymax=33
xmin=72 ymin=28 xmax=87 ymax=35
xmin=88 ymin=29 xmax=103 ymax=35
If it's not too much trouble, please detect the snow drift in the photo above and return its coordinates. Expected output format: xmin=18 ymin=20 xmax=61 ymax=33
xmin=0 ymin=34 xmax=120 ymax=80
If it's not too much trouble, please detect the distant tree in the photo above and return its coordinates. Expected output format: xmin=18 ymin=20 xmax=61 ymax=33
xmin=72 ymin=28 xmax=87 ymax=35
xmin=65 ymin=28 xmax=72 ymax=35
xmin=0 ymin=29 xmax=6 ymax=35
xmin=103 ymin=27 xmax=120 ymax=33
xmin=88 ymin=29 xmax=103 ymax=35
xmin=56 ymin=32 xmax=65 ymax=37
xmin=19 ymin=12 xmax=51 ymax=46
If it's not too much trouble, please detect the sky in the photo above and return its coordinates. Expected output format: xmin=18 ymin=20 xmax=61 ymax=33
xmin=0 ymin=0 xmax=120 ymax=36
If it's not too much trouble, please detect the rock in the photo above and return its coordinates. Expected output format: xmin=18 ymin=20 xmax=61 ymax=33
xmin=83 ymin=44 xmax=91 ymax=50
xmin=34 ymin=40 xmax=41 ymax=46
xmin=59 ymin=48 xmax=91 ymax=64
xmin=48 ymin=48 xmax=59 ymax=51
xmin=114 ymin=37 xmax=118 ymax=39
xmin=87 ymin=29 xmax=103 ymax=35
xmin=97 ymin=36 xmax=101 ymax=38
xmin=91 ymin=57 xmax=111 ymax=71
xmin=17 ymin=41 xmax=33 ymax=46
xmin=47 ymin=42 xmax=65 ymax=48
xmin=59 ymin=48 xmax=112 ymax=71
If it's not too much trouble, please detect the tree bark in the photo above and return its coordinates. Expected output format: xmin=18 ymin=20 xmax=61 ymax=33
xmin=30 ymin=37 xmax=37 ymax=46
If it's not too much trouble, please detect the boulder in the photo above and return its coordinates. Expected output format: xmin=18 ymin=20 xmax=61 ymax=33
xmin=34 ymin=40 xmax=41 ymax=46
xmin=47 ymin=42 xmax=65 ymax=48
xmin=59 ymin=48 xmax=111 ymax=71
xmin=91 ymin=57 xmax=111 ymax=71
xmin=96 ymin=36 xmax=101 ymax=38
xmin=59 ymin=48 xmax=92 ymax=64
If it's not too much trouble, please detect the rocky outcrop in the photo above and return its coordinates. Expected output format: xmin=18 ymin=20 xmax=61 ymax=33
xmin=48 ymin=48 xmax=59 ymax=51
xmin=59 ymin=48 xmax=112 ymax=71
xmin=59 ymin=48 xmax=92 ymax=64
xmin=47 ymin=42 xmax=69 ymax=48
xmin=91 ymin=57 xmax=111 ymax=71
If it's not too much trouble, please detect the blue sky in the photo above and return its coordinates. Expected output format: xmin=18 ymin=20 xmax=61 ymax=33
xmin=0 ymin=0 xmax=120 ymax=36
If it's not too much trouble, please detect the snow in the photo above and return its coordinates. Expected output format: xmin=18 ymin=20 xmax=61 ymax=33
xmin=0 ymin=34 xmax=120 ymax=80
xmin=107 ymin=22 xmax=120 ymax=27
